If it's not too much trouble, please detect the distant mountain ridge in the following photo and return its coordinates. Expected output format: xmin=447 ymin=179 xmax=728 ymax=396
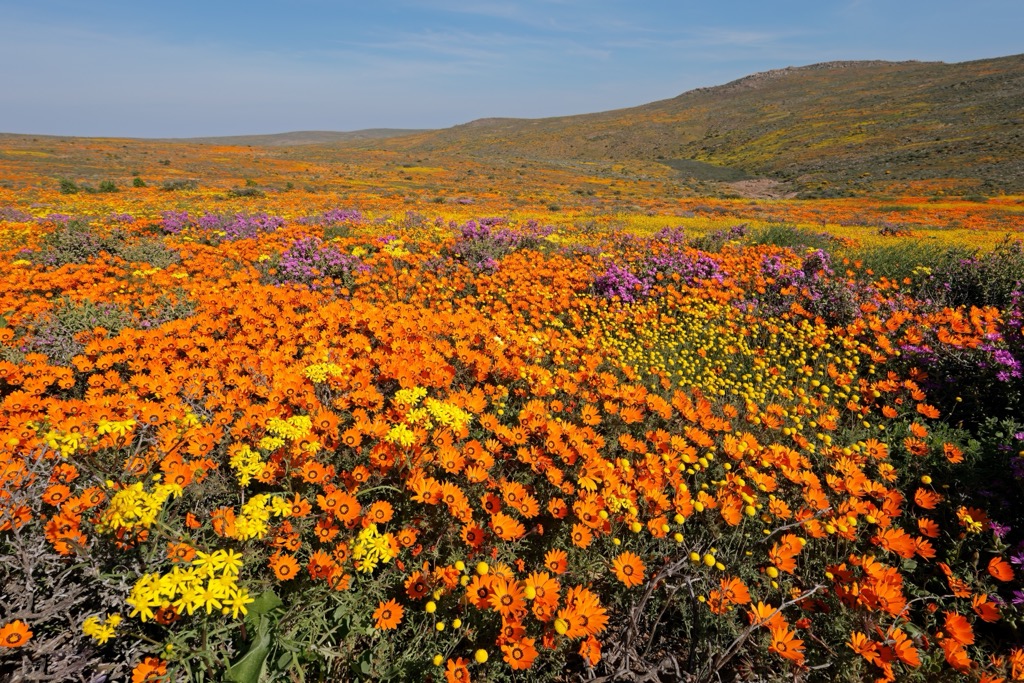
xmin=162 ymin=129 xmax=431 ymax=146
xmin=360 ymin=54 xmax=1024 ymax=194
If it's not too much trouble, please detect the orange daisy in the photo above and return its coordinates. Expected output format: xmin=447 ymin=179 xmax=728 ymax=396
xmin=768 ymin=624 xmax=805 ymax=664
xmin=373 ymin=598 xmax=404 ymax=630
xmin=445 ymin=657 xmax=471 ymax=683
xmin=0 ymin=620 xmax=32 ymax=648
xmin=611 ymin=551 xmax=646 ymax=588
xmin=270 ymin=553 xmax=300 ymax=581
xmin=489 ymin=577 xmax=526 ymax=618
xmin=501 ymin=636 xmax=538 ymax=670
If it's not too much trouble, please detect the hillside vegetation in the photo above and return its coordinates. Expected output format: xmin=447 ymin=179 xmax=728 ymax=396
xmin=356 ymin=55 xmax=1024 ymax=196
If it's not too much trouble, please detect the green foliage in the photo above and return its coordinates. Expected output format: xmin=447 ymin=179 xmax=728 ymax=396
xmin=228 ymin=187 xmax=266 ymax=198
xmin=749 ymin=223 xmax=842 ymax=253
xmin=26 ymin=293 xmax=196 ymax=366
xmin=117 ymin=237 xmax=181 ymax=268
xmin=33 ymin=219 xmax=122 ymax=267
xmin=59 ymin=178 xmax=80 ymax=194
xmin=161 ymin=179 xmax=199 ymax=192
xmin=851 ymin=241 xmax=970 ymax=284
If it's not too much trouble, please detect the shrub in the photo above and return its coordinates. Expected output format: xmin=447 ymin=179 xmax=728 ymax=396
xmin=58 ymin=178 xmax=79 ymax=194
xmin=446 ymin=218 xmax=554 ymax=272
xmin=750 ymin=223 xmax=842 ymax=253
xmin=117 ymin=238 xmax=180 ymax=269
xmin=688 ymin=223 xmax=748 ymax=252
xmin=259 ymin=236 xmax=368 ymax=289
xmin=228 ymin=187 xmax=265 ymax=198
xmin=160 ymin=179 xmax=198 ymax=192
xmin=31 ymin=219 xmax=122 ymax=267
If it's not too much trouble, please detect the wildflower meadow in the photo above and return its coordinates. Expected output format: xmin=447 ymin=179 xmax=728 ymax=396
xmin=1 ymin=146 xmax=1024 ymax=683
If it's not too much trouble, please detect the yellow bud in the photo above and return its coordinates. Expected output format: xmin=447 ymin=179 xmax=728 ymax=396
xmin=433 ymin=655 xmax=444 ymax=666
xmin=452 ymin=618 xmax=462 ymax=628
xmin=690 ymin=552 xmax=701 ymax=563
xmin=460 ymin=575 xmax=470 ymax=586
xmin=715 ymin=561 xmax=725 ymax=571
xmin=766 ymin=566 xmax=779 ymax=579
xmin=693 ymin=502 xmax=705 ymax=513
xmin=435 ymin=621 xmax=445 ymax=631
xmin=612 ymin=537 xmax=621 ymax=546
xmin=661 ymin=523 xmax=671 ymax=532
xmin=554 ymin=618 xmax=568 ymax=635
xmin=455 ymin=560 xmax=466 ymax=572
xmin=703 ymin=554 xmax=716 ymax=567
xmin=474 ymin=649 xmax=488 ymax=664
xmin=425 ymin=601 xmax=437 ymax=614
xmin=673 ymin=513 xmax=685 ymax=524
xmin=920 ymin=475 xmax=932 ymax=485
xmin=630 ymin=521 xmax=643 ymax=533
xmin=476 ymin=561 xmax=489 ymax=576
xmin=744 ymin=505 xmax=756 ymax=517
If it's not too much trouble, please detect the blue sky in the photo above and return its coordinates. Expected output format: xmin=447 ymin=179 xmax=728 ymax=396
xmin=1 ymin=1 xmax=1021 ymax=137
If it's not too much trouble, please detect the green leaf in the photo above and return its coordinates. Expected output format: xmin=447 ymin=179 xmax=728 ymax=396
xmin=226 ymin=615 xmax=272 ymax=683
xmin=249 ymin=590 xmax=284 ymax=616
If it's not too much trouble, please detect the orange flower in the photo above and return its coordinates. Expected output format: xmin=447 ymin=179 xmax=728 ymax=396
xmin=490 ymin=512 xmax=525 ymax=542
xmin=270 ymin=553 xmax=300 ymax=581
xmin=943 ymin=442 xmax=964 ymax=464
xmin=131 ymin=656 xmax=167 ymax=683
xmin=940 ymin=637 xmax=973 ymax=673
xmin=848 ymin=632 xmax=880 ymax=665
xmin=544 ymin=549 xmax=568 ymax=574
xmin=445 ymin=657 xmax=471 ymax=683
xmin=988 ymin=557 xmax=1014 ymax=582
xmin=944 ymin=611 xmax=975 ymax=646
xmin=748 ymin=601 xmax=785 ymax=629
xmin=558 ymin=586 xmax=608 ymax=638
xmin=891 ymin=628 xmax=920 ymax=667
xmin=0 ymin=620 xmax=32 ymax=648
xmin=489 ymin=577 xmax=526 ymax=618
xmin=718 ymin=576 xmax=751 ymax=606
xmin=917 ymin=517 xmax=939 ymax=538
xmin=913 ymin=488 xmax=942 ymax=510
xmin=972 ymin=594 xmax=1001 ymax=623
xmin=405 ymin=571 xmax=430 ymax=600
xmin=525 ymin=571 xmax=560 ymax=609
xmin=365 ymin=500 xmax=394 ymax=526
xmin=579 ymin=635 xmax=602 ymax=666
xmin=501 ymin=636 xmax=538 ymax=670
xmin=611 ymin=551 xmax=646 ymax=588
xmin=373 ymin=598 xmax=403 ymax=630
xmin=768 ymin=534 xmax=802 ymax=574
xmin=570 ymin=523 xmax=593 ymax=549
xmin=768 ymin=624 xmax=805 ymax=664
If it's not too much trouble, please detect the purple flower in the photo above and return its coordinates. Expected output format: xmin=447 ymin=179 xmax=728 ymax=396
xmin=990 ymin=521 xmax=1011 ymax=539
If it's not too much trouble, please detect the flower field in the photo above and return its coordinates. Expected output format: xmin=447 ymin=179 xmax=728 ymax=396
xmin=1 ymin=144 xmax=1024 ymax=682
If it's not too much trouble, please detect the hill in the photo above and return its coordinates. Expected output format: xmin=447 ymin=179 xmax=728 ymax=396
xmin=161 ymin=129 xmax=431 ymax=146
xmin=358 ymin=54 xmax=1024 ymax=195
